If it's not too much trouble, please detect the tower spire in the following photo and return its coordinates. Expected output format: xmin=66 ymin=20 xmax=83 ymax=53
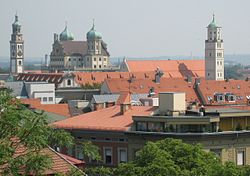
xmin=212 ymin=13 xmax=215 ymax=23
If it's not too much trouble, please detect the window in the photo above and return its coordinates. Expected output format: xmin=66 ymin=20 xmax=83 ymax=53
xmin=99 ymin=65 xmax=102 ymax=68
xmin=75 ymin=145 xmax=84 ymax=160
xmin=99 ymin=58 xmax=102 ymax=61
xmin=18 ymin=61 xmax=22 ymax=65
xmin=220 ymin=61 xmax=222 ymax=65
xmin=104 ymin=65 xmax=107 ymax=68
xmin=94 ymin=65 xmax=96 ymax=68
xmin=43 ymin=97 xmax=47 ymax=102
xmin=104 ymin=58 xmax=106 ymax=61
xmin=49 ymin=97 xmax=53 ymax=101
xmin=94 ymin=58 xmax=96 ymax=61
xmin=237 ymin=150 xmax=245 ymax=166
xmin=118 ymin=148 xmax=127 ymax=163
xmin=209 ymin=53 xmax=212 ymax=57
xmin=67 ymin=79 xmax=71 ymax=86
xmin=137 ymin=122 xmax=147 ymax=131
xmin=217 ymin=61 xmax=219 ymax=66
xmin=104 ymin=147 xmax=112 ymax=164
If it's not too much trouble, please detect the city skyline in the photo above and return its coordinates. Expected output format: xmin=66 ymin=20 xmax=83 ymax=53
xmin=1 ymin=0 xmax=250 ymax=58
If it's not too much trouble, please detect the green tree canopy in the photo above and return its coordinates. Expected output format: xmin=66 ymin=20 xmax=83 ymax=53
xmin=0 ymin=89 xmax=75 ymax=175
xmin=115 ymin=138 xmax=250 ymax=176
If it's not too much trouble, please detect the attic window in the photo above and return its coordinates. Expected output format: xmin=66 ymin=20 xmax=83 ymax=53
xmin=214 ymin=93 xmax=225 ymax=102
xmin=225 ymin=93 xmax=236 ymax=102
xmin=237 ymin=85 xmax=241 ymax=89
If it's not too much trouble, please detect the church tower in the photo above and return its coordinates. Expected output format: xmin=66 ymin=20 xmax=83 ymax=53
xmin=205 ymin=14 xmax=224 ymax=80
xmin=10 ymin=14 xmax=24 ymax=74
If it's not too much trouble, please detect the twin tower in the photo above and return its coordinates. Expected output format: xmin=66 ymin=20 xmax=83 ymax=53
xmin=9 ymin=14 xmax=224 ymax=80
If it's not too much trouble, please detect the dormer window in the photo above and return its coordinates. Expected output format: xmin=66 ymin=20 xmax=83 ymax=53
xmin=225 ymin=93 xmax=236 ymax=102
xmin=214 ymin=93 xmax=225 ymax=102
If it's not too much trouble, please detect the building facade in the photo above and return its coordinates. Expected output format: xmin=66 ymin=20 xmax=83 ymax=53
xmin=49 ymin=22 xmax=110 ymax=72
xmin=10 ymin=14 xmax=24 ymax=74
xmin=205 ymin=14 xmax=224 ymax=80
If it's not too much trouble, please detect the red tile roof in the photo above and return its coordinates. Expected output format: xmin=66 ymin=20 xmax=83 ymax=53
xmin=125 ymin=59 xmax=205 ymax=77
xmin=197 ymin=79 xmax=250 ymax=105
xmin=21 ymin=99 xmax=71 ymax=117
xmin=0 ymin=143 xmax=80 ymax=175
xmin=59 ymin=153 xmax=85 ymax=166
xmin=103 ymin=77 xmax=199 ymax=103
xmin=53 ymin=105 xmax=155 ymax=132
xmin=16 ymin=73 xmax=64 ymax=84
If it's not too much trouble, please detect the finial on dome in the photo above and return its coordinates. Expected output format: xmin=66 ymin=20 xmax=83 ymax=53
xmin=92 ymin=18 xmax=95 ymax=30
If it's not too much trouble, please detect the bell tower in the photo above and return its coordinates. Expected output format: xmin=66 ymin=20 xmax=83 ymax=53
xmin=205 ymin=14 xmax=224 ymax=80
xmin=10 ymin=14 xmax=24 ymax=74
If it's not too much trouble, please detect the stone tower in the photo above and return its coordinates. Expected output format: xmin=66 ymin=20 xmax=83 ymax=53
xmin=205 ymin=14 xmax=224 ymax=80
xmin=10 ymin=14 xmax=24 ymax=74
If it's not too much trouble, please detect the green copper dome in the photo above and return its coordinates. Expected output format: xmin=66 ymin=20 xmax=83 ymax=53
xmin=59 ymin=25 xmax=74 ymax=41
xmin=87 ymin=21 xmax=102 ymax=40
xmin=207 ymin=14 xmax=218 ymax=28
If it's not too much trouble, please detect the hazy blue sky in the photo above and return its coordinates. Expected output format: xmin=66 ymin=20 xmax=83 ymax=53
xmin=1 ymin=0 xmax=250 ymax=58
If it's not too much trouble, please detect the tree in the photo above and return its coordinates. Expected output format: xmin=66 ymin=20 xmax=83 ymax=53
xmin=81 ymin=141 xmax=101 ymax=161
xmin=0 ymin=89 xmax=75 ymax=175
xmin=115 ymin=138 xmax=250 ymax=176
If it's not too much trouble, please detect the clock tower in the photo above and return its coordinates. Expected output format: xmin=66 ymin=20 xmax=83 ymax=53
xmin=10 ymin=14 xmax=24 ymax=74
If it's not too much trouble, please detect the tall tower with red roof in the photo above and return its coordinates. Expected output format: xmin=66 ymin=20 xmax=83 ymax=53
xmin=205 ymin=14 xmax=224 ymax=81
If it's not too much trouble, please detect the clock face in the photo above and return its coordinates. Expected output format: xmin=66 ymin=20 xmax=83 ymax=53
xmin=17 ymin=50 xmax=23 ymax=56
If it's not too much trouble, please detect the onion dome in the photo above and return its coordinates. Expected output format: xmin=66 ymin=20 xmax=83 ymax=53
xmin=87 ymin=20 xmax=102 ymax=40
xmin=207 ymin=14 xmax=218 ymax=28
xmin=59 ymin=24 xmax=74 ymax=41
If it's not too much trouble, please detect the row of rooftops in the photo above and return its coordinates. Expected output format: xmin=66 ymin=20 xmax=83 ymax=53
xmin=12 ymin=71 xmax=250 ymax=106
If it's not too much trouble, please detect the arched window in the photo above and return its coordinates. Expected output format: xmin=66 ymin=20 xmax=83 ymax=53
xmin=67 ymin=79 xmax=71 ymax=86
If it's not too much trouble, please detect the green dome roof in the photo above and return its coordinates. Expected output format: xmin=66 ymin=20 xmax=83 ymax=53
xmin=60 ymin=25 xmax=74 ymax=41
xmin=208 ymin=14 xmax=218 ymax=28
xmin=87 ymin=22 xmax=102 ymax=40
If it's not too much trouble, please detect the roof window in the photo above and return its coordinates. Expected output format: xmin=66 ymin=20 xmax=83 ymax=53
xmin=225 ymin=93 xmax=236 ymax=102
xmin=214 ymin=93 xmax=225 ymax=102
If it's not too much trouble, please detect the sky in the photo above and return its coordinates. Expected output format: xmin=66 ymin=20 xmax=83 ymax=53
xmin=1 ymin=0 xmax=250 ymax=59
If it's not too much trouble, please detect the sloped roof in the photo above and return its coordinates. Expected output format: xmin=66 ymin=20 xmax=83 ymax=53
xmin=0 ymin=144 xmax=81 ymax=175
xmin=104 ymin=77 xmax=199 ymax=103
xmin=5 ymin=81 xmax=28 ymax=97
xmin=61 ymin=41 xmax=87 ymax=55
xmin=125 ymin=59 xmax=205 ymax=77
xmin=53 ymin=105 xmax=155 ymax=132
xmin=92 ymin=94 xmax=120 ymax=103
xmin=21 ymin=99 xmax=71 ymax=118
xmin=16 ymin=73 xmax=64 ymax=84
xmin=197 ymin=79 xmax=250 ymax=105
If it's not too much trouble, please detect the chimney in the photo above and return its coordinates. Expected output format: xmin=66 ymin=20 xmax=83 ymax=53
xmin=155 ymin=67 xmax=164 ymax=84
xmin=159 ymin=92 xmax=186 ymax=116
xmin=118 ymin=92 xmax=131 ymax=115
xmin=120 ymin=103 xmax=131 ymax=115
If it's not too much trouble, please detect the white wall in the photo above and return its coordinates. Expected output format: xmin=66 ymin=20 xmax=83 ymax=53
xmin=25 ymin=82 xmax=55 ymax=104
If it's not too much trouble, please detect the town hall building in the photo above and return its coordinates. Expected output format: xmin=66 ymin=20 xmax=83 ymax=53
xmin=49 ymin=22 xmax=110 ymax=72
